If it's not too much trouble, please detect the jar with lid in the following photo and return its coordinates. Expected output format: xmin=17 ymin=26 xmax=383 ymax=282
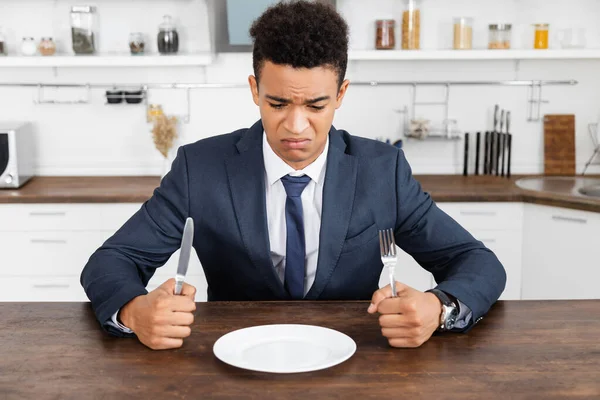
xmin=129 ymin=32 xmax=145 ymax=55
xmin=375 ymin=19 xmax=395 ymax=50
xmin=533 ymin=24 xmax=549 ymax=49
xmin=39 ymin=37 xmax=56 ymax=56
xmin=453 ymin=17 xmax=473 ymax=50
xmin=402 ymin=0 xmax=420 ymax=50
xmin=21 ymin=38 xmax=37 ymax=56
xmin=0 ymin=27 xmax=6 ymax=55
xmin=71 ymin=6 xmax=97 ymax=54
xmin=488 ymin=24 xmax=511 ymax=49
xmin=157 ymin=15 xmax=179 ymax=54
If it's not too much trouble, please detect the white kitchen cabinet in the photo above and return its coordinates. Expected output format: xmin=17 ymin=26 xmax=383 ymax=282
xmin=438 ymin=203 xmax=524 ymax=300
xmin=521 ymin=204 xmax=600 ymax=300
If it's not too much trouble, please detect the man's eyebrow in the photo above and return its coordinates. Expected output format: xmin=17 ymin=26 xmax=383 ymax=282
xmin=265 ymin=95 xmax=331 ymax=104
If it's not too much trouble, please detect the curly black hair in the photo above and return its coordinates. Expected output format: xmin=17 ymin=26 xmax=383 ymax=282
xmin=249 ymin=0 xmax=349 ymax=89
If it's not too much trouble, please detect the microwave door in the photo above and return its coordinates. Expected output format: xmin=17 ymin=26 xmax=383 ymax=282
xmin=0 ymin=133 xmax=8 ymax=176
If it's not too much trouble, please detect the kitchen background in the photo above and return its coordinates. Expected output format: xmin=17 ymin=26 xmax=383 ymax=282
xmin=1 ymin=0 xmax=599 ymax=176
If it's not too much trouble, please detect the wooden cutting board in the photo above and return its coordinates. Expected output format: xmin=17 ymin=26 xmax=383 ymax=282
xmin=544 ymin=114 xmax=576 ymax=176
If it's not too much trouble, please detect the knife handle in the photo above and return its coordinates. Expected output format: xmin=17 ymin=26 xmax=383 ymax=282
xmin=493 ymin=105 xmax=499 ymax=132
xmin=174 ymin=274 xmax=185 ymax=295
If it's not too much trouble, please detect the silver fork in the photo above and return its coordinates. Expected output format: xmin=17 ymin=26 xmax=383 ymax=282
xmin=379 ymin=228 xmax=398 ymax=297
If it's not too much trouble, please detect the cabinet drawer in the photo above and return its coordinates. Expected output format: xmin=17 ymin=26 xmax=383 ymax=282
xmin=438 ymin=202 xmax=523 ymax=232
xmin=0 ymin=231 xmax=111 ymax=276
xmin=0 ymin=203 xmax=142 ymax=232
xmin=0 ymin=276 xmax=88 ymax=301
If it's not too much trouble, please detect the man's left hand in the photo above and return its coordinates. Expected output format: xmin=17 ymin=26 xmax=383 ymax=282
xmin=368 ymin=282 xmax=443 ymax=348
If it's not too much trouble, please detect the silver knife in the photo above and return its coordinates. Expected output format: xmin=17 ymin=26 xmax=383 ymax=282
xmin=174 ymin=217 xmax=194 ymax=295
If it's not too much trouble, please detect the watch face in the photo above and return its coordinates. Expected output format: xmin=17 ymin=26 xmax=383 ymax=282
xmin=443 ymin=304 xmax=459 ymax=330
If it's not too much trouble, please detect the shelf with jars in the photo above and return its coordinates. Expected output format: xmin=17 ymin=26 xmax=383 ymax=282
xmin=0 ymin=52 xmax=214 ymax=68
xmin=348 ymin=49 xmax=600 ymax=61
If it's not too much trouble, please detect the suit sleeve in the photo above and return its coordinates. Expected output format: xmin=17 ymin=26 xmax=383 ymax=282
xmin=80 ymin=146 xmax=190 ymax=336
xmin=393 ymin=149 xmax=506 ymax=330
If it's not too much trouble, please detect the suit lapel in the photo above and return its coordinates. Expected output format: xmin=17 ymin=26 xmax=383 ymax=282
xmin=305 ymin=128 xmax=358 ymax=300
xmin=225 ymin=120 xmax=289 ymax=299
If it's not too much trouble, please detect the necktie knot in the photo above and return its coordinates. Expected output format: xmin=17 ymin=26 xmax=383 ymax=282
xmin=280 ymin=174 xmax=311 ymax=198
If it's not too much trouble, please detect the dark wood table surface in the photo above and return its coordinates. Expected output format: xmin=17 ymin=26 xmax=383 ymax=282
xmin=1 ymin=301 xmax=599 ymax=399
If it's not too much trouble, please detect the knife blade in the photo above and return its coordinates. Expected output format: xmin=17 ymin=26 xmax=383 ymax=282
xmin=491 ymin=105 xmax=499 ymax=174
xmin=174 ymin=217 xmax=194 ymax=295
xmin=506 ymin=111 xmax=512 ymax=179
xmin=497 ymin=109 xmax=505 ymax=176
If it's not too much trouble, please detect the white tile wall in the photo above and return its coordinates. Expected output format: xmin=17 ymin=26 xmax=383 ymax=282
xmin=0 ymin=0 xmax=599 ymax=176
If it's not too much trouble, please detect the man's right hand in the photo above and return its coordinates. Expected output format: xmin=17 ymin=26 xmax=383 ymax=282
xmin=120 ymin=278 xmax=197 ymax=350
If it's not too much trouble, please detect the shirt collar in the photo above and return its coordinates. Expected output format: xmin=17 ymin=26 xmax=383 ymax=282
xmin=262 ymin=131 xmax=329 ymax=186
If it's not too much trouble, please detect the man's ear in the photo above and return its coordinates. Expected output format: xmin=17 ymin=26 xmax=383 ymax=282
xmin=336 ymin=79 xmax=350 ymax=109
xmin=248 ymin=75 xmax=259 ymax=106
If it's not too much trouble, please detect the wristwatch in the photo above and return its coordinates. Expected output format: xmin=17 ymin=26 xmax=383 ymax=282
xmin=426 ymin=289 xmax=459 ymax=331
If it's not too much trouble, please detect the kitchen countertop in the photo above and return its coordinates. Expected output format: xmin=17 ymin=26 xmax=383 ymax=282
xmin=1 ymin=175 xmax=599 ymax=213
xmin=0 ymin=301 xmax=598 ymax=399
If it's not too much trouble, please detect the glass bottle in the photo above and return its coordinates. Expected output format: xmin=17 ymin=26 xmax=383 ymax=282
xmin=453 ymin=17 xmax=473 ymax=50
xmin=534 ymin=24 xmax=549 ymax=49
xmin=21 ymin=37 xmax=37 ymax=56
xmin=129 ymin=32 xmax=145 ymax=55
xmin=402 ymin=0 xmax=420 ymax=50
xmin=71 ymin=6 xmax=97 ymax=54
xmin=375 ymin=19 xmax=395 ymax=50
xmin=157 ymin=15 xmax=179 ymax=54
xmin=0 ymin=27 xmax=6 ymax=55
xmin=39 ymin=37 xmax=57 ymax=56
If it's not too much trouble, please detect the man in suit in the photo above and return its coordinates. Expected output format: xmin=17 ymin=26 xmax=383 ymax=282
xmin=81 ymin=1 xmax=506 ymax=350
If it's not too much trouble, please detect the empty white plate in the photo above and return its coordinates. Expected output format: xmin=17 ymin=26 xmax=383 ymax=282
xmin=213 ymin=324 xmax=356 ymax=373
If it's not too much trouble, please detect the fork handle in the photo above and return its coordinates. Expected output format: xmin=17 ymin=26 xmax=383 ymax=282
xmin=388 ymin=265 xmax=397 ymax=297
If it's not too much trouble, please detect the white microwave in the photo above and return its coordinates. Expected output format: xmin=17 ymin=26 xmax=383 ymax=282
xmin=0 ymin=122 xmax=35 ymax=188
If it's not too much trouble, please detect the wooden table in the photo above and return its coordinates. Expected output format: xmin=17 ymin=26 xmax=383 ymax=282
xmin=1 ymin=301 xmax=599 ymax=399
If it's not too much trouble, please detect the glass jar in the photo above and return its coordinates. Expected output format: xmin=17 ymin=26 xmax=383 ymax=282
xmin=71 ymin=6 xmax=97 ymax=54
xmin=0 ymin=27 xmax=6 ymax=55
xmin=488 ymin=24 xmax=511 ymax=49
xmin=129 ymin=32 xmax=145 ymax=55
xmin=402 ymin=0 xmax=420 ymax=50
xmin=453 ymin=17 xmax=473 ymax=50
xmin=157 ymin=15 xmax=179 ymax=54
xmin=21 ymin=37 xmax=37 ymax=56
xmin=39 ymin=37 xmax=56 ymax=56
xmin=375 ymin=19 xmax=395 ymax=50
xmin=534 ymin=24 xmax=549 ymax=49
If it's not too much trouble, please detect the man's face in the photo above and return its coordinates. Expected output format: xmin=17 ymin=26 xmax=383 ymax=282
xmin=249 ymin=61 xmax=349 ymax=170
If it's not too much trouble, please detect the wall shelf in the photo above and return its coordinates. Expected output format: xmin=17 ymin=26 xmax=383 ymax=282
xmin=348 ymin=49 xmax=600 ymax=61
xmin=0 ymin=52 xmax=214 ymax=68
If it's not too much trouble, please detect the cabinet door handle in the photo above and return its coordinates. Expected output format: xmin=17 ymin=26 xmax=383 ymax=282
xmin=29 ymin=212 xmax=66 ymax=217
xmin=30 ymin=239 xmax=68 ymax=244
xmin=32 ymin=284 xmax=70 ymax=289
xmin=551 ymin=215 xmax=587 ymax=224
xmin=460 ymin=211 xmax=497 ymax=217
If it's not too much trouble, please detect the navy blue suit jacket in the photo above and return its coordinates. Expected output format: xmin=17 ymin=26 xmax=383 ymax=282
xmin=81 ymin=120 xmax=506 ymax=336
